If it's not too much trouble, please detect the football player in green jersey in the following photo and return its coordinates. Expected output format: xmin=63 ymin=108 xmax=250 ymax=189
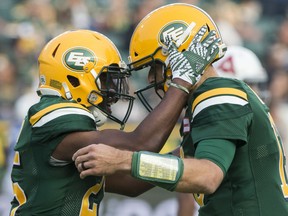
xmin=73 ymin=4 xmax=288 ymax=216
xmin=176 ymin=45 xmax=271 ymax=216
xmin=9 ymin=26 xmax=220 ymax=215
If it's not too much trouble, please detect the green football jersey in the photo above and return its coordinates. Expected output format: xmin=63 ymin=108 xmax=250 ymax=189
xmin=181 ymin=77 xmax=288 ymax=216
xmin=10 ymin=96 xmax=104 ymax=216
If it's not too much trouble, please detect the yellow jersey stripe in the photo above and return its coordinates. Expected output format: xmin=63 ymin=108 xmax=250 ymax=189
xmin=192 ymin=95 xmax=249 ymax=120
xmin=33 ymin=108 xmax=95 ymax=127
xmin=192 ymin=88 xmax=247 ymax=112
xmin=30 ymin=103 xmax=89 ymax=126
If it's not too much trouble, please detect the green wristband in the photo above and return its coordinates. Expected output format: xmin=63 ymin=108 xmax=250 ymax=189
xmin=131 ymin=151 xmax=184 ymax=191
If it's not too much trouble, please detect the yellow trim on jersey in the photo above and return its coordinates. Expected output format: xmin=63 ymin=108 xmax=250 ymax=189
xmin=10 ymin=183 xmax=27 ymax=216
xmin=13 ymin=151 xmax=20 ymax=166
xmin=30 ymin=103 xmax=89 ymax=126
xmin=192 ymin=88 xmax=247 ymax=112
xmin=79 ymin=177 xmax=105 ymax=216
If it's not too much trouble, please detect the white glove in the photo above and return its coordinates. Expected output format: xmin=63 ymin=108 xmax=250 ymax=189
xmin=164 ymin=25 xmax=224 ymax=85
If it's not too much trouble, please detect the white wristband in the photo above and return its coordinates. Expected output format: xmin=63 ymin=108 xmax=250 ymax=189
xmin=169 ymin=82 xmax=190 ymax=94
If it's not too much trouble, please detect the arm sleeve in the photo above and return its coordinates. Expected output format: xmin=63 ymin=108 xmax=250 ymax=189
xmin=195 ymin=139 xmax=236 ymax=175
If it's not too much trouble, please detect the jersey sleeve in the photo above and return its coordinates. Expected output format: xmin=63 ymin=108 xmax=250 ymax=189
xmin=191 ymin=82 xmax=253 ymax=146
xmin=29 ymin=102 xmax=96 ymax=149
xmin=195 ymin=139 xmax=236 ymax=175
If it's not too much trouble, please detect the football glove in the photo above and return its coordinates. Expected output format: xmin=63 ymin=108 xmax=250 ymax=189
xmin=164 ymin=25 xmax=223 ymax=85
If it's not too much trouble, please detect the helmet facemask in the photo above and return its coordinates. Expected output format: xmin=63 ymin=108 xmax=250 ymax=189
xmin=88 ymin=63 xmax=134 ymax=129
xmin=128 ymin=48 xmax=170 ymax=112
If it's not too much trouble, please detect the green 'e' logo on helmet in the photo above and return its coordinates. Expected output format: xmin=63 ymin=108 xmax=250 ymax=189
xmin=63 ymin=48 xmax=96 ymax=72
xmin=158 ymin=21 xmax=189 ymax=46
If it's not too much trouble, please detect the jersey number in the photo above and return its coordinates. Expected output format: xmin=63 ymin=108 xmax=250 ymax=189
xmin=193 ymin=193 xmax=204 ymax=207
xmin=268 ymin=113 xmax=288 ymax=199
xmin=10 ymin=151 xmax=104 ymax=215
xmin=79 ymin=179 xmax=104 ymax=216
xmin=10 ymin=183 xmax=27 ymax=216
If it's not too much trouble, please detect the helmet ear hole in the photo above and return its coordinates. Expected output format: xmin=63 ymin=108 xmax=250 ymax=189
xmin=206 ymin=24 xmax=210 ymax=32
xmin=52 ymin=43 xmax=61 ymax=57
xmin=67 ymin=75 xmax=80 ymax=87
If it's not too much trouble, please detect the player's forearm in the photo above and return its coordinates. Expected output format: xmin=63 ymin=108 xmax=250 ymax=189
xmin=115 ymin=150 xmax=133 ymax=174
xmin=134 ymin=79 xmax=190 ymax=151
xmin=129 ymin=151 xmax=223 ymax=194
xmin=175 ymin=158 xmax=223 ymax=194
xmin=73 ymin=144 xmax=223 ymax=194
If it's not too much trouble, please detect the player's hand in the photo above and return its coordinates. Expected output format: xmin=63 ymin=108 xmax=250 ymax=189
xmin=72 ymin=144 xmax=132 ymax=179
xmin=164 ymin=25 xmax=223 ymax=85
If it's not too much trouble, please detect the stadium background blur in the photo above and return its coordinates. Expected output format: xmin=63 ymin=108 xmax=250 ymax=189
xmin=0 ymin=0 xmax=288 ymax=215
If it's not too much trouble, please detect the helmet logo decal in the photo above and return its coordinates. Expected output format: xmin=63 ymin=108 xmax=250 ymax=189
xmin=63 ymin=48 xmax=97 ymax=72
xmin=159 ymin=21 xmax=189 ymax=46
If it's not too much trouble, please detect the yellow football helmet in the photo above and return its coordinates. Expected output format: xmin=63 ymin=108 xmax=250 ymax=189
xmin=128 ymin=3 xmax=226 ymax=111
xmin=38 ymin=30 xmax=134 ymax=128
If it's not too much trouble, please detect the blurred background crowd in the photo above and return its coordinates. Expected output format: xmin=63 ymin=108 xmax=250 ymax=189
xmin=0 ymin=0 xmax=288 ymax=215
